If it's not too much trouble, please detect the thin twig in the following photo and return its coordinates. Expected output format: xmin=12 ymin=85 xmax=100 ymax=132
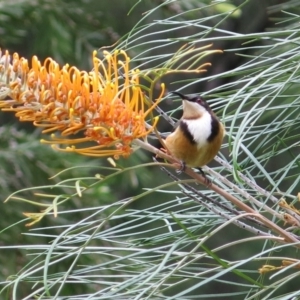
xmin=154 ymin=157 xmax=267 ymax=228
xmin=134 ymin=139 xmax=300 ymax=244
xmin=204 ymin=166 xmax=299 ymax=225
xmin=214 ymin=156 xmax=300 ymax=225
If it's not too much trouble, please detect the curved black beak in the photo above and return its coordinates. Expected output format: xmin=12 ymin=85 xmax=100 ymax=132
xmin=169 ymin=91 xmax=186 ymax=100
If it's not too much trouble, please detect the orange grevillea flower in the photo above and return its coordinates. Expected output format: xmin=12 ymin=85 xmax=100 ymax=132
xmin=0 ymin=49 xmax=164 ymax=158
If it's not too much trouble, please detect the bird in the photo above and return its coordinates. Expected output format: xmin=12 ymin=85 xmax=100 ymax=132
xmin=165 ymin=91 xmax=224 ymax=172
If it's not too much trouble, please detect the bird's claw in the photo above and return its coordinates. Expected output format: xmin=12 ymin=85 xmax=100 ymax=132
xmin=175 ymin=164 xmax=212 ymax=186
xmin=197 ymin=168 xmax=212 ymax=186
xmin=175 ymin=161 xmax=186 ymax=174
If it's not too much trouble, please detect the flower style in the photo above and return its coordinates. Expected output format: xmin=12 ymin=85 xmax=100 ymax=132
xmin=0 ymin=49 xmax=164 ymax=158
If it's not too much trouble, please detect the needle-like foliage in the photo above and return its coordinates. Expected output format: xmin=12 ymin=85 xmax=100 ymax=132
xmin=1 ymin=1 xmax=300 ymax=299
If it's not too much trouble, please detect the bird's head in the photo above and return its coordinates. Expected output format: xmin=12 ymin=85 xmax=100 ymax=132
xmin=170 ymin=91 xmax=210 ymax=119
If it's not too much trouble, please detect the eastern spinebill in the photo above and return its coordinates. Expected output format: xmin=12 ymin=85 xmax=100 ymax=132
xmin=165 ymin=91 xmax=224 ymax=169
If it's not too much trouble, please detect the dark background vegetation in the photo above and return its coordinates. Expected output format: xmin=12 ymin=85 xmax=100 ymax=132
xmin=0 ymin=0 xmax=298 ymax=299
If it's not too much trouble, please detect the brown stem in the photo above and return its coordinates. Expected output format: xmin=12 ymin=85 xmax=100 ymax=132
xmin=134 ymin=139 xmax=300 ymax=245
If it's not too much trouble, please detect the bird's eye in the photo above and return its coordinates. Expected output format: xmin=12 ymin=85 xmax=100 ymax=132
xmin=195 ymin=96 xmax=210 ymax=110
xmin=195 ymin=97 xmax=204 ymax=104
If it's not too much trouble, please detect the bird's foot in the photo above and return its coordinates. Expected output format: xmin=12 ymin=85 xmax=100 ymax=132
xmin=197 ymin=168 xmax=212 ymax=186
xmin=159 ymin=147 xmax=171 ymax=156
xmin=175 ymin=161 xmax=186 ymax=174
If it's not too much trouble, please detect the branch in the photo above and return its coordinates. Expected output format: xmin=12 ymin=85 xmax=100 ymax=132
xmin=134 ymin=139 xmax=300 ymax=245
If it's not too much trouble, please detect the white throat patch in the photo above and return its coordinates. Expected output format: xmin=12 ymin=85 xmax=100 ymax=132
xmin=183 ymin=112 xmax=212 ymax=147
